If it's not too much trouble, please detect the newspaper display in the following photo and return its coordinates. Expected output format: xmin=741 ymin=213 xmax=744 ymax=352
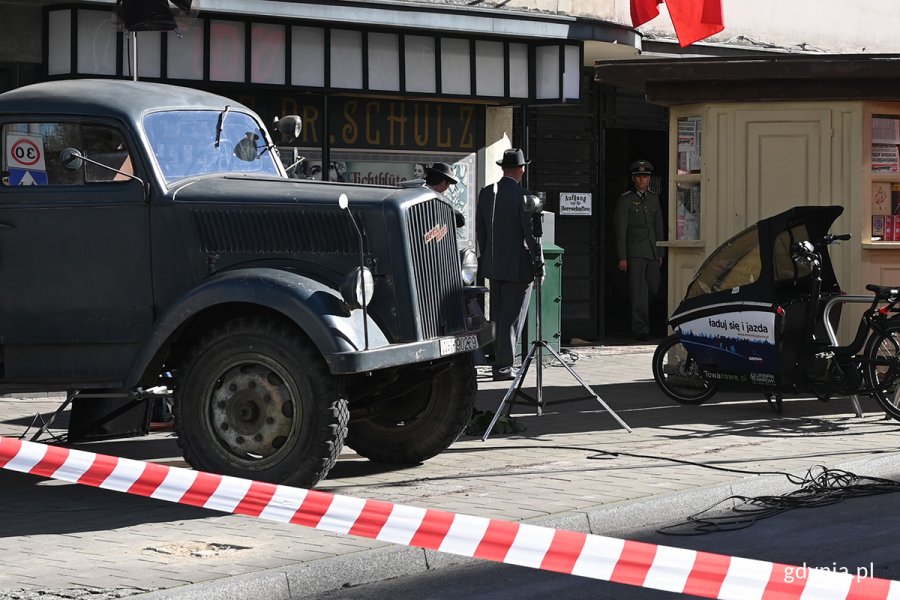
xmin=872 ymin=182 xmax=892 ymax=215
xmin=677 ymin=117 xmax=701 ymax=174
xmin=873 ymin=116 xmax=900 ymax=145
xmin=872 ymin=144 xmax=900 ymax=174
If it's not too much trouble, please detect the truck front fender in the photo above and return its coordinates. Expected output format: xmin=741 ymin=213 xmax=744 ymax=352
xmin=125 ymin=268 xmax=389 ymax=386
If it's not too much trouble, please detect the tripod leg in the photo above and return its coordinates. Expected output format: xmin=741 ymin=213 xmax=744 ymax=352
xmin=535 ymin=339 xmax=543 ymax=416
xmin=30 ymin=390 xmax=77 ymax=443
xmin=543 ymin=345 xmax=632 ymax=433
xmin=850 ymin=394 xmax=864 ymax=418
xmin=481 ymin=342 xmax=537 ymax=442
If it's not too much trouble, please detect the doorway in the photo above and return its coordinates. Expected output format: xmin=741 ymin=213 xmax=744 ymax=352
xmin=601 ymin=128 xmax=669 ymax=341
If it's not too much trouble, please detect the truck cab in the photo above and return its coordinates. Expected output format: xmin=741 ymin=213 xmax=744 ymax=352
xmin=0 ymin=79 xmax=491 ymax=488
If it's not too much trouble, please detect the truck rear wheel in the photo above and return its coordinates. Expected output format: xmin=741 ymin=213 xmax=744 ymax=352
xmin=174 ymin=316 xmax=347 ymax=488
xmin=346 ymin=354 xmax=476 ymax=464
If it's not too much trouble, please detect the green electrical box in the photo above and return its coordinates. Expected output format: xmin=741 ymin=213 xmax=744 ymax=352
xmin=522 ymin=242 xmax=564 ymax=358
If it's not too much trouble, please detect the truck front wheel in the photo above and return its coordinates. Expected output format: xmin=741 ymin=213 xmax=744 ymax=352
xmin=174 ymin=316 xmax=348 ymax=488
xmin=346 ymin=354 xmax=476 ymax=464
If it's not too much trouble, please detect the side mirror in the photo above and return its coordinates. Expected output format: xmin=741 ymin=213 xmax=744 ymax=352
xmin=60 ymin=147 xmax=84 ymax=171
xmin=59 ymin=146 xmax=145 ymax=187
xmin=233 ymin=133 xmax=259 ymax=162
xmin=273 ymin=115 xmax=302 ymax=141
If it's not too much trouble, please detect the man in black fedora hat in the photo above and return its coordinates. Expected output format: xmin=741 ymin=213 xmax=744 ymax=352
xmin=614 ymin=159 xmax=665 ymax=342
xmin=476 ymin=148 xmax=541 ymax=381
xmin=424 ymin=162 xmax=458 ymax=195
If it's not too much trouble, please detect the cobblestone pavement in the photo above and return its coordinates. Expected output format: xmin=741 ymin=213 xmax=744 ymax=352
xmin=0 ymin=343 xmax=898 ymax=598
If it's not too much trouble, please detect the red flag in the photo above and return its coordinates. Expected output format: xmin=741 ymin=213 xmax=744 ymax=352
xmin=631 ymin=0 xmax=724 ymax=47
xmin=630 ymin=0 xmax=662 ymax=28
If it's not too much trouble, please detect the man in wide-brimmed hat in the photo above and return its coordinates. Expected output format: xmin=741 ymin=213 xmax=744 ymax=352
xmin=475 ymin=148 xmax=541 ymax=381
xmin=424 ymin=162 xmax=458 ymax=195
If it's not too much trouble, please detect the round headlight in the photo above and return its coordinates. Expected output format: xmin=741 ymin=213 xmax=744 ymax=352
xmin=460 ymin=248 xmax=478 ymax=286
xmin=340 ymin=266 xmax=374 ymax=309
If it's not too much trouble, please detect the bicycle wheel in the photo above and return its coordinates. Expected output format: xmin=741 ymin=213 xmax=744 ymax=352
xmin=652 ymin=334 xmax=720 ymax=404
xmin=864 ymin=318 xmax=900 ymax=421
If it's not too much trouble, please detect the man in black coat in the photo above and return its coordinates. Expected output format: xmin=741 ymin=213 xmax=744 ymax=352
xmin=476 ymin=148 xmax=541 ymax=381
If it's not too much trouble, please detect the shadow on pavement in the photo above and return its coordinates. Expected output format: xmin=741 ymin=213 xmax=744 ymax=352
xmin=0 ymin=469 xmax=211 ymax=538
xmin=473 ymin=380 xmax=893 ymax=438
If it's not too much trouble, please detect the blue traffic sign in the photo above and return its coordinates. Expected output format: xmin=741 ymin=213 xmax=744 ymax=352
xmin=8 ymin=168 xmax=48 ymax=186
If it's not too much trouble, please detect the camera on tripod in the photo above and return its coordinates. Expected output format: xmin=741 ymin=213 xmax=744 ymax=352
xmin=524 ymin=192 xmax=544 ymax=214
xmin=524 ymin=192 xmax=545 ymax=278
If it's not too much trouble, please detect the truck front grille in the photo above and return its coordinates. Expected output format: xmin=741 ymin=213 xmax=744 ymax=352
xmin=406 ymin=200 xmax=467 ymax=339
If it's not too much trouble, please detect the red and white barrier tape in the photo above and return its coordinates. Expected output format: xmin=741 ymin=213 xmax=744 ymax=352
xmin=0 ymin=435 xmax=896 ymax=599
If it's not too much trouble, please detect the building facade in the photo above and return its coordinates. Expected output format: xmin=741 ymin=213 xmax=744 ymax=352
xmin=4 ymin=1 xmax=900 ymax=343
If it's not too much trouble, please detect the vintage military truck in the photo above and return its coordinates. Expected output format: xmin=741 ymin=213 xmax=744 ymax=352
xmin=0 ymin=79 xmax=491 ymax=488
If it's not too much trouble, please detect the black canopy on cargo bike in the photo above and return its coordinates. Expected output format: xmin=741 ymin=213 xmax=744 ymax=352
xmin=670 ymin=205 xmax=843 ymax=326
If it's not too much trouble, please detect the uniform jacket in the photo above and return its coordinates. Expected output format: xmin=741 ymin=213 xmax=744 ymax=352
xmin=476 ymin=176 xmax=539 ymax=283
xmin=614 ymin=188 xmax=665 ymax=261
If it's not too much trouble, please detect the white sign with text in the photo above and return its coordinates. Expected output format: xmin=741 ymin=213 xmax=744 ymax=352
xmin=559 ymin=192 xmax=592 ymax=216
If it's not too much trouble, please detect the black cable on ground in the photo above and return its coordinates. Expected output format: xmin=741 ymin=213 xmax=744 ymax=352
xmin=656 ymin=465 xmax=900 ymax=536
xmin=581 ymin=448 xmax=900 ymax=536
xmin=585 ymin=447 xmax=809 ymax=481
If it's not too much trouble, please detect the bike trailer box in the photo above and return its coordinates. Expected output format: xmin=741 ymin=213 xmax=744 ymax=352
xmin=667 ymin=206 xmax=844 ymax=386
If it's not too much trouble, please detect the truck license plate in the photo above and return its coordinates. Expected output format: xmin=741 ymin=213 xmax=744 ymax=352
xmin=440 ymin=334 xmax=479 ymax=356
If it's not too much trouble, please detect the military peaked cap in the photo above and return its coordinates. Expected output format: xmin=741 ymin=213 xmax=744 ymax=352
xmin=630 ymin=160 xmax=654 ymax=175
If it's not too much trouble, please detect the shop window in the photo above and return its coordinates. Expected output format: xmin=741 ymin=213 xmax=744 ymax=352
xmin=291 ymin=27 xmax=325 ymax=87
xmin=368 ymin=33 xmax=400 ymax=92
xmin=870 ymin=115 xmax=900 ymax=241
xmin=282 ymin=149 xmax=476 ymax=250
xmin=330 ymin=30 xmax=363 ymax=89
xmin=676 ymin=182 xmax=701 ymax=241
xmin=441 ymin=38 xmax=471 ymax=96
xmin=674 ymin=115 xmax=702 ymax=240
xmin=404 ymin=36 xmax=436 ymax=94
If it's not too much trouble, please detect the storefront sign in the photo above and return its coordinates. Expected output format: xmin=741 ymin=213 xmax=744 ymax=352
xmin=257 ymin=95 xmax=484 ymax=152
xmin=559 ymin=192 xmax=592 ymax=216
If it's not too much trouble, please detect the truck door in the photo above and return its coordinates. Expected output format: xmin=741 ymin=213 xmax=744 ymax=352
xmin=0 ymin=120 xmax=153 ymax=384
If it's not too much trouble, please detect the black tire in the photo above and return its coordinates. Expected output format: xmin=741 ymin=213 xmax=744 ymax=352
xmin=345 ymin=354 xmax=476 ymax=464
xmin=652 ymin=334 xmax=720 ymax=404
xmin=864 ymin=319 xmax=900 ymax=421
xmin=174 ymin=316 xmax=348 ymax=488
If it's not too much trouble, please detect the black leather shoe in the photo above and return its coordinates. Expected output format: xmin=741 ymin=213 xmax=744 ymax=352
xmin=492 ymin=369 xmax=516 ymax=382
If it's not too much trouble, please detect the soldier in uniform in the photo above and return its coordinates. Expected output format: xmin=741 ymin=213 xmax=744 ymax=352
xmin=476 ymin=148 xmax=540 ymax=381
xmin=614 ymin=159 xmax=665 ymax=341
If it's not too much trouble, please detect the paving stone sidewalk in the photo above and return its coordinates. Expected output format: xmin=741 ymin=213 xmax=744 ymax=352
xmin=0 ymin=343 xmax=898 ymax=599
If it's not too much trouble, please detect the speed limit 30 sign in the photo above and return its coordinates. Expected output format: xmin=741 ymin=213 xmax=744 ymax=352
xmin=6 ymin=133 xmax=46 ymax=171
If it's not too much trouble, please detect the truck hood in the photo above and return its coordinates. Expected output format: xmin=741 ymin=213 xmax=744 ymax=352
xmin=168 ymin=175 xmax=437 ymax=211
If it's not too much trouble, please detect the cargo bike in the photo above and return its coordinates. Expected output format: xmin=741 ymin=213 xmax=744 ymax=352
xmin=652 ymin=205 xmax=900 ymax=420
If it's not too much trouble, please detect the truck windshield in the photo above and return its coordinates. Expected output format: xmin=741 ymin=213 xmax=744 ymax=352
xmin=143 ymin=109 xmax=282 ymax=184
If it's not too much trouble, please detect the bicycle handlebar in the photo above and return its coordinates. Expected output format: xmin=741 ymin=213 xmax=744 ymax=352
xmin=790 ymin=233 xmax=852 ymax=259
xmin=820 ymin=233 xmax=852 ymax=245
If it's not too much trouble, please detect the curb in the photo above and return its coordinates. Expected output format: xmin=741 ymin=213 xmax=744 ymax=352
xmin=130 ymin=451 xmax=900 ymax=599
